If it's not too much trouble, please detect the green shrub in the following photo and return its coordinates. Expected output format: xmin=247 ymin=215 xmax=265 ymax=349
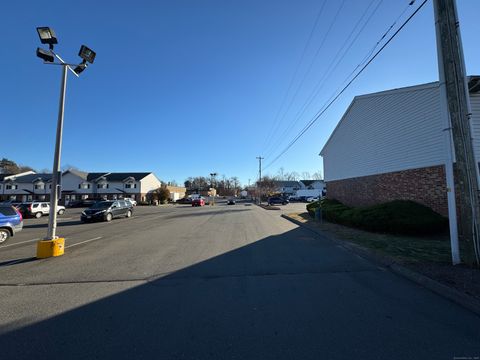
xmin=307 ymin=199 xmax=448 ymax=235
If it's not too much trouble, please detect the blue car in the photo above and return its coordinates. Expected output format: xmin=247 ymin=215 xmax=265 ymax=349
xmin=0 ymin=205 xmax=23 ymax=244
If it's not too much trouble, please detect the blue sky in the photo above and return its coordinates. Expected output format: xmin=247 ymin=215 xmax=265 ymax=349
xmin=1 ymin=0 xmax=479 ymax=186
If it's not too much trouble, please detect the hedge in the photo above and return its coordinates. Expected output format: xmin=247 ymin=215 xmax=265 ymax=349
xmin=307 ymin=198 xmax=448 ymax=235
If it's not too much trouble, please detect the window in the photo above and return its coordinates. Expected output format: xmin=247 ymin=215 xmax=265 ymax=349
xmin=6 ymin=184 xmax=18 ymax=190
xmin=34 ymin=184 xmax=45 ymax=189
xmin=98 ymin=183 xmax=108 ymax=189
xmin=125 ymin=183 xmax=132 ymax=189
xmin=79 ymin=183 xmax=91 ymax=189
xmin=41 ymin=203 xmax=48 ymax=208
xmin=0 ymin=207 xmax=16 ymax=216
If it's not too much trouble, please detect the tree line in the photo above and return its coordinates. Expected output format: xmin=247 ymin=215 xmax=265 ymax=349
xmin=184 ymin=175 xmax=242 ymax=196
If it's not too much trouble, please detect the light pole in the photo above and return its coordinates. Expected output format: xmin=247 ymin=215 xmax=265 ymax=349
xmin=209 ymin=172 xmax=217 ymax=205
xmin=35 ymin=27 xmax=96 ymax=257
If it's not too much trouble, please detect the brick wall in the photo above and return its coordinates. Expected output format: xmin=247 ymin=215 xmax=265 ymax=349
xmin=327 ymin=165 xmax=449 ymax=216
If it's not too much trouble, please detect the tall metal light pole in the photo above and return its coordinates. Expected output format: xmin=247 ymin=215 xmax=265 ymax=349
xmin=35 ymin=27 xmax=96 ymax=257
xmin=209 ymin=172 xmax=217 ymax=205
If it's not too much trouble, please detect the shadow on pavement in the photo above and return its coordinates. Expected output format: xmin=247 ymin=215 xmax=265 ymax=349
xmin=165 ymin=209 xmax=250 ymax=219
xmin=0 ymin=257 xmax=37 ymax=267
xmin=23 ymin=220 xmax=84 ymax=229
xmin=0 ymin=227 xmax=478 ymax=359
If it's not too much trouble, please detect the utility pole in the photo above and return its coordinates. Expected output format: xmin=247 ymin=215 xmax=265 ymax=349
xmin=434 ymin=0 xmax=480 ymax=265
xmin=256 ymin=156 xmax=264 ymax=204
xmin=256 ymin=156 xmax=264 ymax=182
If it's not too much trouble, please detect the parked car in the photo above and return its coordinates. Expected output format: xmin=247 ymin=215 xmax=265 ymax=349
xmin=176 ymin=197 xmax=192 ymax=204
xmin=192 ymin=197 xmax=205 ymax=207
xmin=18 ymin=202 xmax=66 ymax=218
xmin=268 ymin=197 xmax=289 ymax=206
xmin=227 ymin=199 xmax=236 ymax=205
xmin=81 ymin=200 xmax=133 ymax=222
xmin=0 ymin=205 xmax=23 ymax=244
xmin=306 ymin=196 xmax=319 ymax=202
xmin=124 ymin=198 xmax=137 ymax=206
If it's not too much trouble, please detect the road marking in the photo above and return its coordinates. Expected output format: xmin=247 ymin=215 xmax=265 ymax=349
xmin=1 ymin=238 xmax=40 ymax=248
xmin=65 ymin=236 xmax=102 ymax=249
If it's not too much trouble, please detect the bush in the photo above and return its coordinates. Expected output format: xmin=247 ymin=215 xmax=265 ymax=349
xmin=307 ymin=199 xmax=448 ymax=235
xmin=137 ymin=201 xmax=150 ymax=206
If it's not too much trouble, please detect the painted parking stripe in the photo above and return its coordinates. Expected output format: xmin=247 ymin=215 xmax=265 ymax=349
xmin=65 ymin=237 xmax=102 ymax=249
xmin=1 ymin=238 xmax=40 ymax=248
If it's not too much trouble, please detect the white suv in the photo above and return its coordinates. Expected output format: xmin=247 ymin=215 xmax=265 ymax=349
xmin=19 ymin=202 xmax=66 ymax=218
xmin=124 ymin=198 xmax=137 ymax=206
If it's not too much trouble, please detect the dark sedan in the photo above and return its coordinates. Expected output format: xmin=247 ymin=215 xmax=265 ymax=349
xmin=81 ymin=200 xmax=133 ymax=222
xmin=268 ymin=197 xmax=289 ymax=206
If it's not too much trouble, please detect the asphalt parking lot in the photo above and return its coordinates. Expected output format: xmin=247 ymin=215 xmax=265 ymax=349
xmin=0 ymin=203 xmax=190 ymax=264
xmin=1 ymin=200 xmax=307 ymax=265
xmin=1 ymin=200 xmax=479 ymax=360
xmin=0 ymin=200 xmax=309 ymax=264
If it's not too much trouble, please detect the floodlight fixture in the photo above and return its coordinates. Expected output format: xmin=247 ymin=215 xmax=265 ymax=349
xmin=36 ymin=47 xmax=54 ymax=62
xmin=73 ymin=60 xmax=88 ymax=75
xmin=36 ymin=27 xmax=58 ymax=48
xmin=78 ymin=45 xmax=96 ymax=64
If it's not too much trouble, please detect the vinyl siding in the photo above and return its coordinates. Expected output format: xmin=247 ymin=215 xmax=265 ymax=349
xmin=139 ymin=173 xmax=161 ymax=194
xmin=321 ymin=84 xmax=480 ymax=182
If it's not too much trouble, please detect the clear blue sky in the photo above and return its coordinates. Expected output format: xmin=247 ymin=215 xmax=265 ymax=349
xmin=1 ymin=0 xmax=479 ymax=186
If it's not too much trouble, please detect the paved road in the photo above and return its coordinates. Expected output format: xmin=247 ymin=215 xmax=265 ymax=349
xmin=0 ymin=203 xmax=478 ymax=359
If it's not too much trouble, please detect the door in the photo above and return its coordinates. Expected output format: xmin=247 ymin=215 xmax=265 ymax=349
xmin=111 ymin=201 xmax=123 ymax=218
xmin=41 ymin=202 xmax=49 ymax=214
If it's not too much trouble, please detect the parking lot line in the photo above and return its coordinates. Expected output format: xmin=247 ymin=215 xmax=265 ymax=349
xmin=65 ymin=237 xmax=103 ymax=249
xmin=1 ymin=238 xmax=40 ymax=248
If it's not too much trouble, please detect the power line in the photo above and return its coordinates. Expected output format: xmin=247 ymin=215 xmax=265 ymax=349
xmin=263 ymin=0 xmax=346 ymax=157
xmin=263 ymin=0 xmax=429 ymax=172
xmin=262 ymin=0 xmax=327 ymax=153
xmin=265 ymin=0 xmax=383 ymax=159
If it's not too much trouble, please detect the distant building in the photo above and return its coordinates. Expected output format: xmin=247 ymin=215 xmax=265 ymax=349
xmin=0 ymin=169 xmax=162 ymax=204
xmin=320 ymin=76 xmax=480 ymax=216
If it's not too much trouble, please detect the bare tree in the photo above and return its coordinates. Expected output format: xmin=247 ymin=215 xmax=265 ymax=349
xmin=301 ymin=171 xmax=311 ymax=180
xmin=312 ymin=171 xmax=323 ymax=180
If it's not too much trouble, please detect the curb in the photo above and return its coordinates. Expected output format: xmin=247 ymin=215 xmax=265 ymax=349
xmin=281 ymin=213 xmax=480 ymax=317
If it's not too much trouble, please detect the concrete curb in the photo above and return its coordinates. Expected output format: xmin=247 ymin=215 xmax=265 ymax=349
xmin=281 ymin=213 xmax=480 ymax=317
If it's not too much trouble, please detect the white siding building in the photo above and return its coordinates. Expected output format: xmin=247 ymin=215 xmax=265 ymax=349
xmin=320 ymin=77 xmax=480 ymax=216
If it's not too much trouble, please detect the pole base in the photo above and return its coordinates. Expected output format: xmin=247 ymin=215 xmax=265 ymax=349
xmin=37 ymin=238 xmax=65 ymax=258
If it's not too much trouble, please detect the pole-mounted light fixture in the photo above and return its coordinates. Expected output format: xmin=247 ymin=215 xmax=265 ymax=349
xmin=36 ymin=47 xmax=55 ymax=62
xmin=36 ymin=27 xmax=58 ymax=49
xmin=78 ymin=45 xmax=96 ymax=64
xmin=35 ymin=26 xmax=96 ymax=258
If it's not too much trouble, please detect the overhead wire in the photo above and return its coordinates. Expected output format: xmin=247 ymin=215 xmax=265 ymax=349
xmin=263 ymin=0 xmax=346 ymax=157
xmin=265 ymin=0 xmax=382 ymax=159
xmin=262 ymin=0 xmax=327 ymax=153
xmin=262 ymin=0 xmax=429 ymax=172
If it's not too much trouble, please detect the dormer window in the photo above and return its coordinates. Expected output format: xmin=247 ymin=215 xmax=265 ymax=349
xmin=34 ymin=181 xmax=45 ymax=190
xmin=6 ymin=184 xmax=18 ymax=190
xmin=97 ymin=183 xmax=109 ymax=189
xmin=125 ymin=183 xmax=137 ymax=189
xmin=78 ymin=182 xmax=91 ymax=189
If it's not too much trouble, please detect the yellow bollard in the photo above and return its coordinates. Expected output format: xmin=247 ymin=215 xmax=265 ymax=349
xmin=36 ymin=238 xmax=65 ymax=258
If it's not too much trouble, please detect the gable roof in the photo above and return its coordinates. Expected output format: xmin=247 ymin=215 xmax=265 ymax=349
xmin=63 ymin=168 xmax=88 ymax=180
xmin=5 ymin=173 xmax=53 ymax=183
xmin=300 ymin=180 xmax=323 ymax=186
xmin=273 ymin=180 xmax=301 ymax=188
xmin=320 ymin=76 xmax=480 ymax=157
xmin=86 ymin=172 xmax=152 ymax=182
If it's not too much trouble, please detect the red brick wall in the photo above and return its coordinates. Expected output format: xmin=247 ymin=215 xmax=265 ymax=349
xmin=327 ymin=165 xmax=449 ymax=216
